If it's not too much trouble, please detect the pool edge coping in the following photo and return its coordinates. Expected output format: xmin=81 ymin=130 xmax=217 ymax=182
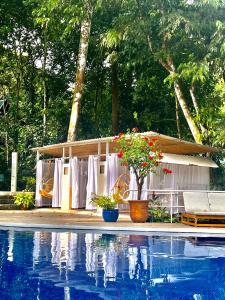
xmin=1 ymin=221 xmax=225 ymax=236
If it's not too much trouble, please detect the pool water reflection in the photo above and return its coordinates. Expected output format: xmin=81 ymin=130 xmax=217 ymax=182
xmin=1 ymin=229 xmax=225 ymax=299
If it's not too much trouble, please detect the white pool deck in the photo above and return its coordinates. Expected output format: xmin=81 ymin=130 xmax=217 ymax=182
xmin=0 ymin=208 xmax=225 ymax=236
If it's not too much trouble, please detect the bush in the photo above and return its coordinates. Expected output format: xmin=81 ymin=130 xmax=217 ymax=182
xmin=91 ymin=194 xmax=117 ymax=210
xmin=24 ymin=177 xmax=36 ymax=192
xmin=148 ymin=199 xmax=179 ymax=223
xmin=14 ymin=191 xmax=35 ymax=209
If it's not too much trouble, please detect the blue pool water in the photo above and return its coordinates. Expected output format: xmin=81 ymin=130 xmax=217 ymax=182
xmin=0 ymin=230 xmax=225 ymax=300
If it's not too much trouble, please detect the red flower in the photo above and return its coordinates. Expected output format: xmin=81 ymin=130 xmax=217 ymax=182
xmin=148 ymin=155 xmax=154 ymax=160
xmin=152 ymin=137 xmax=159 ymax=142
xmin=163 ymin=168 xmax=173 ymax=174
xmin=117 ymin=152 xmax=124 ymax=158
xmin=141 ymin=162 xmax=149 ymax=167
xmin=158 ymin=153 xmax=164 ymax=160
xmin=142 ymin=136 xmax=149 ymax=141
xmin=148 ymin=141 xmax=154 ymax=147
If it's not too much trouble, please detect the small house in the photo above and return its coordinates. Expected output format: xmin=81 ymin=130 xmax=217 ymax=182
xmin=32 ymin=132 xmax=218 ymax=211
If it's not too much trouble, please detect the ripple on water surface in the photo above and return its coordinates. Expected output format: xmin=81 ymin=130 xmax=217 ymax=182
xmin=0 ymin=230 xmax=225 ymax=299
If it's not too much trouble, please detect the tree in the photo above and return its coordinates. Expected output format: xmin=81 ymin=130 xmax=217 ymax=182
xmin=67 ymin=0 xmax=94 ymax=141
xmin=106 ymin=0 xmax=225 ymax=143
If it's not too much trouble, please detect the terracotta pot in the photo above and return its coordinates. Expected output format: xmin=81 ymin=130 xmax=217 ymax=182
xmin=128 ymin=200 xmax=150 ymax=223
xmin=21 ymin=205 xmax=28 ymax=210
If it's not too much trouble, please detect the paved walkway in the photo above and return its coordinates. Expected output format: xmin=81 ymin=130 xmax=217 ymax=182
xmin=0 ymin=209 xmax=225 ymax=236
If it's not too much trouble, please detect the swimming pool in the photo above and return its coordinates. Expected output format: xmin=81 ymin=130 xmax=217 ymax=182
xmin=0 ymin=229 xmax=225 ymax=299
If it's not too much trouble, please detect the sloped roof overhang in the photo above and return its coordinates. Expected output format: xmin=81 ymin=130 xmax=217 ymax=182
xmin=32 ymin=131 xmax=218 ymax=157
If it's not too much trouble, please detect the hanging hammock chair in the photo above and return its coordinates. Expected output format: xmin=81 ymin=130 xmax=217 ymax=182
xmin=39 ymin=161 xmax=54 ymax=199
xmin=111 ymin=173 xmax=130 ymax=204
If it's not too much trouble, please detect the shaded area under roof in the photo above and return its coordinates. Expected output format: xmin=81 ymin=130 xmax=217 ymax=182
xmin=32 ymin=131 xmax=218 ymax=157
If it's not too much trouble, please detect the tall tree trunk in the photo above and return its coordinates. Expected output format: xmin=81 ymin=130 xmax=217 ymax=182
xmin=43 ymin=79 xmax=47 ymax=141
xmin=42 ymin=45 xmax=47 ymax=142
xmin=15 ymin=74 xmax=20 ymax=151
xmin=67 ymin=7 xmax=93 ymax=142
xmin=159 ymin=57 xmax=202 ymax=144
xmin=5 ymin=132 xmax=9 ymax=166
xmin=173 ymin=80 xmax=202 ymax=143
xmin=189 ymin=84 xmax=207 ymax=136
xmin=111 ymin=61 xmax=119 ymax=135
xmin=133 ymin=168 xmax=144 ymax=200
xmin=175 ymin=96 xmax=181 ymax=139
xmin=189 ymin=84 xmax=200 ymax=114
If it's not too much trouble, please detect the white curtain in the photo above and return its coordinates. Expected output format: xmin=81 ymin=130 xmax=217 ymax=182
xmin=154 ymin=163 xmax=210 ymax=190
xmin=106 ymin=153 xmax=119 ymax=195
xmin=69 ymin=158 xmax=88 ymax=209
xmin=141 ymin=176 xmax=149 ymax=200
xmin=86 ymin=155 xmax=99 ymax=209
xmin=35 ymin=160 xmax=43 ymax=207
xmin=180 ymin=165 xmax=209 ymax=190
xmin=160 ymin=163 xmax=177 ymax=190
xmin=52 ymin=159 xmax=63 ymax=207
xmin=79 ymin=159 xmax=88 ymax=208
xmin=69 ymin=157 xmax=79 ymax=209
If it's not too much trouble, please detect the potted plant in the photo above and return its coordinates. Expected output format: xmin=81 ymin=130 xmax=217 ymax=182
xmin=114 ymin=128 xmax=172 ymax=223
xmin=91 ymin=194 xmax=119 ymax=222
xmin=14 ymin=191 xmax=35 ymax=210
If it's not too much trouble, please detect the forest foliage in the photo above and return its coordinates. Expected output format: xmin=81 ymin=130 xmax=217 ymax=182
xmin=0 ymin=0 xmax=224 ymax=190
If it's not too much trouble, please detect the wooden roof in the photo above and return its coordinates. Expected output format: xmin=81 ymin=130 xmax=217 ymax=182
xmin=32 ymin=131 xmax=218 ymax=157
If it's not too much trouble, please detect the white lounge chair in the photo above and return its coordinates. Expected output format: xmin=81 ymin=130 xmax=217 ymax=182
xmin=181 ymin=192 xmax=225 ymax=227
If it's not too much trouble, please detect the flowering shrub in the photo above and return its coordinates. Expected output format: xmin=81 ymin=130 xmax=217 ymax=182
xmin=113 ymin=129 xmax=172 ymax=200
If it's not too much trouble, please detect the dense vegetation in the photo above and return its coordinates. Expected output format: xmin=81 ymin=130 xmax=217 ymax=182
xmin=0 ymin=0 xmax=224 ymax=190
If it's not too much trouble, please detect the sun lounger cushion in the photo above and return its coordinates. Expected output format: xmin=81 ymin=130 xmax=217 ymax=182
xmin=183 ymin=192 xmax=209 ymax=212
xmin=186 ymin=211 xmax=225 ymax=216
xmin=208 ymin=193 xmax=225 ymax=212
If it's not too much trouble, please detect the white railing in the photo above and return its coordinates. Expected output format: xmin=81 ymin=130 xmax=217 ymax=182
xmin=125 ymin=189 xmax=225 ymax=223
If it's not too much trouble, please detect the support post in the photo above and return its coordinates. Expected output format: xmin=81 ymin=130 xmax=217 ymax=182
xmin=106 ymin=142 xmax=109 ymax=156
xmin=36 ymin=151 xmax=40 ymax=161
xmin=69 ymin=147 xmax=72 ymax=158
xmin=11 ymin=152 xmax=18 ymax=192
xmin=98 ymin=143 xmax=101 ymax=156
xmin=170 ymin=191 xmax=173 ymax=223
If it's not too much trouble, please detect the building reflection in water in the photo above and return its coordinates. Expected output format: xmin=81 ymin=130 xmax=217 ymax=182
xmin=3 ymin=230 xmax=225 ymax=300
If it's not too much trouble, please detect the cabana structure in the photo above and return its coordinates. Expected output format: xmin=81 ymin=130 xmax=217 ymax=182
xmin=32 ymin=132 xmax=218 ymax=211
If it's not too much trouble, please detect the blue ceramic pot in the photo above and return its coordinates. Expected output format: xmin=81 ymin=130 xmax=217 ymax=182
xmin=102 ymin=209 xmax=119 ymax=222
